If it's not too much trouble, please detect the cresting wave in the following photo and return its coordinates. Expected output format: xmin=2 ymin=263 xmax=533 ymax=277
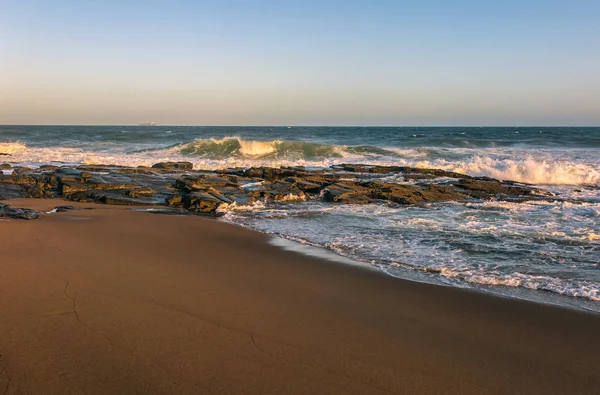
xmin=0 ymin=142 xmax=27 ymax=155
xmin=170 ymin=137 xmax=395 ymax=159
xmin=1 ymin=137 xmax=599 ymax=185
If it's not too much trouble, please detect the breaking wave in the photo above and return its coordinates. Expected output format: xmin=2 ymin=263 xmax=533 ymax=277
xmin=0 ymin=142 xmax=27 ymax=155
xmin=1 ymin=137 xmax=599 ymax=185
xmin=168 ymin=137 xmax=398 ymax=160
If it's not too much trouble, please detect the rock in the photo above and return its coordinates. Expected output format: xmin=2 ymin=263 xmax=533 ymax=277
xmin=0 ymin=183 xmax=23 ymax=200
xmin=151 ymin=162 xmax=193 ymax=170
xmin=227 ymin=194 xmax=255 ymax=205
xmin=453 ymin=178 xmax=534 ymax=199
xmin=12 ymin=167 xmax=32 ymax=175
xmin=126 ymin=187 xmax=154 ymax=198
xmin=294 ymin=180 xmax=323 ymax=193
xmin=53 ymin=205 xmax=80 ymax=212
xmin=61 ymin=182 xmax=92 ymax=196
xmin=0 ymin=164 xmax=11 ymax=170
xmin=207 ymin=191 xmax=234 ymax=204
xmin=420 ymin=186 xmax=467 ymax=202
xmin=322 ymin=184 xmax=372 ymax=204
xmin=184 ymin=192 xmax=224 ymax=213
xmin=0 ymin=163 xmax=553 ymax=215
xmin=0 ymin=205 xmax=40 ymax=220
xmin=166 ymin=195 xmax=183 ymax=206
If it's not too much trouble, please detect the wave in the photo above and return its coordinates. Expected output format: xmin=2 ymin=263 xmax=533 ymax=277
xmin=409 ymin=156 xmax=600 ymax=185
xmin=0 ymin=142 xmax=27 ymax=155
xmin=437 ymin=269 xmax=600 ymax=302
xmin=171 ymin=137 xmax=398 ymax=160
xmin=2 ymin=138 xmax=599 ymax=185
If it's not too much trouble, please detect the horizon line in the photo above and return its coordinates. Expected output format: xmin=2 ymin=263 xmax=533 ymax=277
xmin=1 ymin=124 xmax=599 ymax=128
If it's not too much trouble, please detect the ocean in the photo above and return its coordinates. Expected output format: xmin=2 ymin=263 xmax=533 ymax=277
xmin=1 ymin=125 xmax=599 ymax=311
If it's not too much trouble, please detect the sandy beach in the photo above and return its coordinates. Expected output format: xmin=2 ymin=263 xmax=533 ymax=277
xmin=1 ymin=199 xmax=599 ymax=395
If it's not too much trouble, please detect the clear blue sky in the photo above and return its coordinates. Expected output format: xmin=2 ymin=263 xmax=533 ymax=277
xmin=1 ymin=0 xmax=599 ymax=125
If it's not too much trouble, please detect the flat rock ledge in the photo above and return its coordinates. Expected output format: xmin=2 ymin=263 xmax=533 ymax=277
xmin=0 ymin=162 xmax=553 ymax=216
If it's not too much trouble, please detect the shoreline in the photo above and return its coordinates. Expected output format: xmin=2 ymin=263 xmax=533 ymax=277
xmin=1 ymin=199 xmax=600 ymax=394
xmin=259 ymin=229 xmax=600 ymax=315
xmin=222 ymin=217 xmax=600 ymax=315
xmin=5 ymin=195 xmax=600 ymax=313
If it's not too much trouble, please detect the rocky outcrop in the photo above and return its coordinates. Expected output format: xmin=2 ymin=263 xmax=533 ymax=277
xmin=0 ymin=163 xmax=553 ymax=215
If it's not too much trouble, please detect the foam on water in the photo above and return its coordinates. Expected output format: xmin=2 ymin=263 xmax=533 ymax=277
xmin=0 ymin=142 xmax=27 ymax=155
xmin=2 ymin=138 xmax=599 ymax=186
xmin=221 ymin=198 xmax=600 ymax=311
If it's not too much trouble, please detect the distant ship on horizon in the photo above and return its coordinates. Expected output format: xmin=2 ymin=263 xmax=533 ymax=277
xmin=138 ymin=122 xmax=157 ymax=126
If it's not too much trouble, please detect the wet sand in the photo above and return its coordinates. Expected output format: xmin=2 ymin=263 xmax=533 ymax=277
xmin=1 ymin=199 xmax=599 ymax=394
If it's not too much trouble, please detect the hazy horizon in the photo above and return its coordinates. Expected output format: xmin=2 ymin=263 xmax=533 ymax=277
xmin=2 ymin=1 xmax=599 ymax=126
xmin=1 ymin=123 xmax=600 ymax=127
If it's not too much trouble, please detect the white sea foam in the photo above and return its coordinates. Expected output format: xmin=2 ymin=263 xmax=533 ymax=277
xmin=2 ymin=139 xmax=599 ymax=186
xmin=440 ymin=270 xmax=600 ymax=302
xmin=0 ymin=142 xmax=27 ymax=155
xmin=221 ymin=197 xmax=600 ymax=309
xmin=238 ymin=139 xmax=279 ymax=156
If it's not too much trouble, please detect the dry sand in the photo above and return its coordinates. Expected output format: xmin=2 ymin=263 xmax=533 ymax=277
xmin=1 ymin=199 xmax=599 ymax=395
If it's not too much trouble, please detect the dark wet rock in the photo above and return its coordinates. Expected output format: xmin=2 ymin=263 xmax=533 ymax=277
xmin=293 ymin=180 xmax=323 ymax=193
xmin=175 ymin=175 xmax=237 ymax=192
xmin=0 ymin=163 xmax=553 ymax=215
xmin=227 ymin=194 xmax=255 ymax=205
xmin=77 ymin=164 xmax=158 ymax=175
xmin=0 ymin=164 xmax=11 ymax=170
xmin=322 ymin=184 xmax=367 ymax=204
xmin=151 ymin=161 xmax=193 ymax=170
xmin=0 ymin=183 xmax=23 ymax=200
xmin=453 ymin=178 xmax=535 ymax=199
xmin=184 ymin=192 xmax=225 ymax=213
xmin=53 ymin=205 xmax=80 ymax=212
xmin=0 ymin=205 xmax=40 ymax=220
xmin=12 ymin=167 xmax=34 ymax=175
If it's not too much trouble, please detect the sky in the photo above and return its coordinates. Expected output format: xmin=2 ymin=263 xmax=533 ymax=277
xmin=1 ymin=0 xmax=599 ymax=126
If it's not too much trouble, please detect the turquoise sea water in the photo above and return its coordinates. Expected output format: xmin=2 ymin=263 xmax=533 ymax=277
xmin=2 ymin=126 xmax=599 ymax=311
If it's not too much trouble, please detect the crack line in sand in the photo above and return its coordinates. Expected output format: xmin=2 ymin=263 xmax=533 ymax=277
xmin=0 ymin=355 xmax=10 ymax=395
xmin=1 ymin=377 xmax=10 ymax=395
xmin=250 ymin=332 xmax=397 ymax=395
xmin=63 ymin=281 xmax=152 ymax=364
xmin=62 ymin=281 xmax=213 ymax=394
xmin=150 ymin=299 xmax=397 ymax=395
xmin=64 ymin=280 xmax=144 ymax=358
